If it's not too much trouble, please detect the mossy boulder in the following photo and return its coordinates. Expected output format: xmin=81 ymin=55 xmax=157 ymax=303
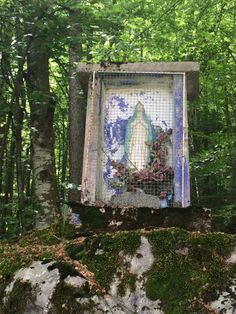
xmin=1 ymin=227 xmax=236 ymax=313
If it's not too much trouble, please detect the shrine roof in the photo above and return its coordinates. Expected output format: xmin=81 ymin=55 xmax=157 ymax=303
xmin=77 ymin=62 xmax=200 ymax=101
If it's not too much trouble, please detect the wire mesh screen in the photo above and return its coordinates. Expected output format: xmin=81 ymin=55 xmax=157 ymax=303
xmin=98 ymin=72 xmax=175 ymax=208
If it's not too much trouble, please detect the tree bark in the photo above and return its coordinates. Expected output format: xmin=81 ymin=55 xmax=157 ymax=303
xmin=0 ymin=114 xmax=11 ymax=195
xmin=4 ymin=135 xmax=15 ymax=205
xmin=26 ymin=28 xmax=59 ymax=229
xmin=224 ymin=87 xmax=236 ymax=202
xmin=12 ymin=12 xmax=26 ymax=211
xmin=68 ymin=9 xmax=86 ymax=203
xmin=60 ymin=120 xmax=68 ymax=200
xmin=13 ymin=106 xmax=25 ymax=210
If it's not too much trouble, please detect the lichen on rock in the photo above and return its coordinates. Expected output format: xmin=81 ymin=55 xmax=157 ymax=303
xmin=1 ymin=227 xmax=236 ymax=313
xmin=4 ymin=261 xmax=60 ymax=314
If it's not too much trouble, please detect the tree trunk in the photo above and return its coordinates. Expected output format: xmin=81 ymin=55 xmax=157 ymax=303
xmin=13 ymin=90 xmax=25 ymax=210
xmin=26 ymin=31 xmax=59 ymax=229
xmin=60 ymin=120 xmax=68 ymax=200
xmin=224 ymin=87 xmax=236 ymax=202
xmin=24 ymin=147 xmax=32 ymax=198
xmin=0 ymin=114 xmax=11 ymax=195
xmin=68 ymin=9 xmax=86 ymax=203
xmin=12 ymin=12 xmax=26 ymax=211
xmin=4 ymin=136 xmax=15 ymax=205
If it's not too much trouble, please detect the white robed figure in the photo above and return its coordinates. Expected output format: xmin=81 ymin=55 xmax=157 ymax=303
xmin=125 ymin=101 xmax=152 ymax=170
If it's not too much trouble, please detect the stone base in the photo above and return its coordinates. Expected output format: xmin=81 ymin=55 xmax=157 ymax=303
xmin=69 ymin=203 xmax=211 ymax=233
xmin=110 ymin=191 xmax=160 ymax=209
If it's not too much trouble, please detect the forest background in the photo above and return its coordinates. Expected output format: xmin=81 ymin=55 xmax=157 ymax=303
xmin=0 ymin=0 xmax=235 ymax=237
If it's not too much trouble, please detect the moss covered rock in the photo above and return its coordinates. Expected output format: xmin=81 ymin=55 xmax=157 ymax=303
xmin=1 ymin=228 xmax=236 ymax=313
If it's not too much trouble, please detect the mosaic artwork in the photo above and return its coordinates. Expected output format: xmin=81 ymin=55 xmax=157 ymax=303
xmin=98 ymin=73 xmax=176 ymax=208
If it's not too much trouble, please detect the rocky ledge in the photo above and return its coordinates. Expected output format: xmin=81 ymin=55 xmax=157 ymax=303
xmin=70 ymin=203 xmax=211 ymax=233
xmin=1 ymin=227 xmax=236 ymax=313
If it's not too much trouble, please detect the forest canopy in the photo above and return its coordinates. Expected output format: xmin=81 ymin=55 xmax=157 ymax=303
xmin=0 ymin=0 xmax=235 ymax=237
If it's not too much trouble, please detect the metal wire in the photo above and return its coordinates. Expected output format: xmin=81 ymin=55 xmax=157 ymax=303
xmin=98 ymin=72 xmax=175 ymax=207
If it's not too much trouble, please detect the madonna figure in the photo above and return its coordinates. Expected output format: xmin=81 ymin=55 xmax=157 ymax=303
xmin=125 ymin=101 xmax=152 ymax=170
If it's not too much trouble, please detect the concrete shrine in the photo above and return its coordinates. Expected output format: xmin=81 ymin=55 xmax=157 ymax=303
xmin=77 ymin=62 xmax=200 ymax=208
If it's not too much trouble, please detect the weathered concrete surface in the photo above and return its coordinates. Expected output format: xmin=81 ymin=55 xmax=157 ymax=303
xmin=110 ymin=192 xmax=160 ymax=209
xmin=77 ymin=61 xmax=200 ymax=101
xmin=68 ymin=94 xmax=85 ymax=203
xmin=77 ymin=61 xmax=200 ymax=73
xmin=70 ymin=203 xmax=211 ymax=233
xmin=80 ymin=75 xmax=101 ymax=205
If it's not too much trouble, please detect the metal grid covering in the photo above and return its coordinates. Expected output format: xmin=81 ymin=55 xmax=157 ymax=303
xmin=98 ymin=73 xmax=175 ymax=207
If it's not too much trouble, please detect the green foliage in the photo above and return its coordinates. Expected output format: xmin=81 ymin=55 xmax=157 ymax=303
xmin=55 ymin=221 xmax=80 ymax=240
xmin=0 ymin=202 xmax=40 ymax=239
xmin=0 ymin=0 xmax=236 ymax=233
xmin=60 ymin=203 xmax=71 ymax=236
xmin=212 ymin=204 xmax=236 ymax=233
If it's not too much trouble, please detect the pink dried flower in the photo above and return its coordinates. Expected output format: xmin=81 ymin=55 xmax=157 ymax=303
xmin=95 ymin=200 xmax=106 ymax=208
xmin=152 ymin=161 xmax=160 ymax=171
xmin=160 ymin=191 xmax=167 ymax=199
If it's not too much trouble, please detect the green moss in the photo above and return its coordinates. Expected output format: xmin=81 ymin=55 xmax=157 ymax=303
xmin=53 ymin=219 xmax=82 ymax=240
xmin=66 ymin=243 xmax=85 ymax=260
xmin=66 ymin=231 xmax=140 ymax=290
xmin=1 ymin=225 xmax=236 ymax=314
xmin=145 ymin=229 xmax=236 ymax=314
xmin=145 ymin=258 xmax=208 ymax=313
xmin=48 ymin=262 xmax=80 ymax=280
xmin=0 ymin=247 xmax=29 ymax=283
xmin=0 ymin=232 xmax=59 ymax=282
xmin=192 ymin=232 xmax=235 ymax=257
xmin=79 ymin=207 xmax=107 ymax=230
xmin=118 ymin=272 xmax=136 ymax=296
xmin=39 ymin=251 xmax=54 ymax=263
xmin=48 ymin=282 xmax=95 ymax=314
xmin=1 ymin=279 xmax=35 ymax=314
xmin=17 ymin=228 xmax=61 ymax=246
xmin=147 ymin=228 xmax=190 ymax=256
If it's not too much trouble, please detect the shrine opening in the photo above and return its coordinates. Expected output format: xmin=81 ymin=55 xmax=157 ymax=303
xmin=78 ymin=62 xmax=199 ymax=209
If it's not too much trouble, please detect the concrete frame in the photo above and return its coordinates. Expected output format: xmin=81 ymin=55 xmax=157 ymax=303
xmin=76 ymin=62 xmax=200 ymax=207
xmin=77 ymin=62 xmax=200 ymax=101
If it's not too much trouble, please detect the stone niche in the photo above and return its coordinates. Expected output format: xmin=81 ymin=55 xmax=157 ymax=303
xmin=78 ymin=62 xmax=199 ymax=209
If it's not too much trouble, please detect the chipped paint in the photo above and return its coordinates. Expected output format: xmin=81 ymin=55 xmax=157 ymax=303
xmin=101 ymin=75 xmax=174 ymax=202
xmin=173 ymin=74 xmax=190 ymax=207
xmin=174 ymin=75 xmax=183 ymax=205
xmin=82 ymin=72 xmax=190 ymax=207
